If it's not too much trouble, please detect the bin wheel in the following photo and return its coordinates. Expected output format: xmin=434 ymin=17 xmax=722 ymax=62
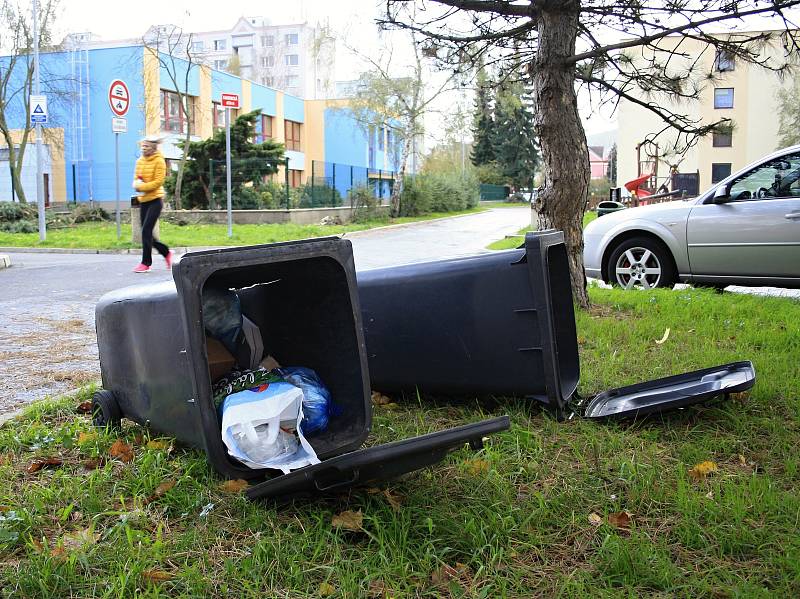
xmin=92 ymin=389 xmax=122 ymax=430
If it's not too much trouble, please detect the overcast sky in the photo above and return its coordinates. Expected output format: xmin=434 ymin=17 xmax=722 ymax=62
xmin=53 ymin=0 xmax=623 ymax=141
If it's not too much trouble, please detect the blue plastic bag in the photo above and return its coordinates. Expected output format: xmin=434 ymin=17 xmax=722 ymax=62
xmin=277 ymin=367 xmax=336 ymax=435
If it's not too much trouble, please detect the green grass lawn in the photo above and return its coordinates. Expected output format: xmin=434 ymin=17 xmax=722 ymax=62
xmin=0 ymin=208 xmax=486 ymax=250
xmin=487 ymin=211 xmax=598 ymax=251
xmin=1 ymin=287 xmax=799 ymax=597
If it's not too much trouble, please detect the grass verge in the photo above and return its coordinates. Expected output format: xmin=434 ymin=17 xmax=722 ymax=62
xmin=0 ymin=208 xmax=486 ymax=251
xmin=1 ymin=286 xmax=799 ymax=597
xmin=487 ymin=210 xmax=598 ymax=251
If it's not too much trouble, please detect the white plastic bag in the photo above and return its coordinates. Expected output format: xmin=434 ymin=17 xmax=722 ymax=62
xmin=220 ymin=381 xmax=320 ymax=473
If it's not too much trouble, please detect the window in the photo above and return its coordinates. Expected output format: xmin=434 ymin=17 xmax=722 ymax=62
xmin=214 ymin=59 xmax=228 ymax=70
xmin=214 ymin=39 xmax=226 ymax=51
xmin=714 ymin=49 xmax=735 ymax=72
xmin=378 ymin=126 xmax=385 ymax=151
xmin=261 ymin=35 xmax=274 ymax=47
xmin=728 ymin=152 xmax=800 ymax=200
xmin=711 ymin=163 xmax=732 ymax=184
xmin=712 ymin=128 xmax=733 ymax=147
xmin=714 ymin=88 xmax=734 ymax=109
xmin=212 ymin=102 xmax=234 ymax=131
xmin=191 ymin=41 xmax=204 ymax=52
xmin=256 ymin=115 xmax=273 ymax=143
xmin=261 ymin=55 xmax=274 ymax=68
xmin=160 ymin=89 xmax=194 ymax=134
xmin=264 ymin=76 xmax=274 ymax=87
xmin=284 ymin=120 xmax=302 ymax=151
xmin=386 ymin=128 xmax=393 ymax=150
xmin=286 ymin=75 xmax=299 ymax=88
xmin=286 ymin=33 xmax=299 ymax=45
xmin=288 ymin=169 xmax=303 ymax=187
xmin=285 ymin=54 xmax=299 ymax=66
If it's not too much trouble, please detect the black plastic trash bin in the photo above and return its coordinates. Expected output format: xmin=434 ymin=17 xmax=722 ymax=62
xmin=357 ymin=231 xmax=755 ymax=419
xmin=94 ymin=237 xmax=509 ymax=501
xmin=597 ymin=200 xmax=626 ymax=216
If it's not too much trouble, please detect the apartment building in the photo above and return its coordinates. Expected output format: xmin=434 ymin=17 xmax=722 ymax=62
xmin=189 ymin=17 xmax=335 ymax=100
xmin=616 ymin=31 xmax=795 ymax=192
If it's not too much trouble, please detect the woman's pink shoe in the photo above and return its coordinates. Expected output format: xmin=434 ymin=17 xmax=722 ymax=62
xmin=133 ymin=263 xmax=151 ymax=273
xmin=164 ymin=251 xmax=174 ymax=270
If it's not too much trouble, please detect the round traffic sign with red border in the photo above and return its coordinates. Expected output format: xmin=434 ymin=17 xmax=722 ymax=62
xmin=108 ymin=80 xmax=130 ymax=117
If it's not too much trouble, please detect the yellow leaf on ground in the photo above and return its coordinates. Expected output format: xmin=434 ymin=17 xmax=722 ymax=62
xmin=318 ymin=581 xmax=336 ymax=596
xmin=62 ymin=527 xmax=100 ymax=549
xmin=146 ymin=440 xmax=170 ymax=450
xmin=655 ymin=327 xmax=671 ymax=345
xmin=431 ymin=562 xmax=470 ymax=586
xmin=689 ymin=461 xmax=718 ymax=480
xmin=145 ymin=479 xmax=176 ymax=504
xmin=220 ymin=479 xmax=249 ymax=493
xmin=588 ymin=512 xmax=603 ymax=526
xmin=142 ymin=569 xmax=174 ymax=583
xmin=77 ymin=431 xmax=97 ymax=445
xmin=465 ymin=458 xmax=490 ymax=476
xmin=332 ymin=509 xmax=363 ymax=531
xmin=109 ymin=439 xmax=134 ymax=463
xmin=382 ymin=489 xmax=402 ymax=512
xmin=370 ymin=391 xmax=392 ymax=405
xmin=607 ymin=511 xmax=633 ymax=529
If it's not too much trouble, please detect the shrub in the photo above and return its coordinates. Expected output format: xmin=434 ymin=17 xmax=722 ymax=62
xmin=349 ymin=185 xmax=388 ymax=224
xmin=0 ymin=202 xmax=37 ymax=223
xmin=0 ymin=219 xmax=37 ymax=233
xmin=71 ymin=205 xmax=110 ymax=223
xmin=398 ymin=172 xmax=479 ymax=217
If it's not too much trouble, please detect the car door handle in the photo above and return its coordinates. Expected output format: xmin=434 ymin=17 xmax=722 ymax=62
xmin=786 ymin=211 xmax=800 ymax=220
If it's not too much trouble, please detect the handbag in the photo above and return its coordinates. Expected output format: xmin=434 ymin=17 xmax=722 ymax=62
xmin=130 ymin=195 xmax=140 ymax=207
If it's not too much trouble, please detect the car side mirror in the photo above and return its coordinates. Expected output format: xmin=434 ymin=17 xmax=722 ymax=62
xmin=712 ymin=184 xmax=731 ymax=204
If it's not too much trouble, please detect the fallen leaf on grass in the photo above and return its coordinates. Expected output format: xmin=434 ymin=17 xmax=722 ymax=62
xmin=689 ymin=461 xmax=718 ymax=480
xmin=431 ymin=562 xmax=470 ymax=586
xmin=75 ymin=401 xmax=93 ymax=414
xmin=332 ymin=509 xmax=363 ymax=531
xmin=219 ymin=479 xmax=249 ymax=493
xmin=382 ymin=489 xmax=402 ymax=512
xmin=83 ymin=457 xmax=106 ymax=470
xmin=465 ymin=458 xmax=490 ymax=476
xmin=0 ymin=453 xmax=11 ymax=466
xmin=655 ymin=327 xmax=671 ymax=345
xmin=146 ymin=439 xmax=171 ymax=450
xmin=27 ymin=457 xmax=63 ymax=474
xmin=318 ymin=581 xmax=336 ymax=596
xmin=142 ymin=569 xmax=175 ymax=583
xmin=144 ymin=480 xmax=176 ymax=504
xmin=607 ymin=511 xmax=633 ymax=529
xmin=588 ymin=512 xmax=603 ymax=526
xmin=62 ymin=527 xmax=100 ymax=549
xmin=370 ymin=391 xmax=392 ymax=405
xmin=109 ymin=439 xmax=134 ymax=463
xmin=77 ymin=431 xmax=97 ymax=445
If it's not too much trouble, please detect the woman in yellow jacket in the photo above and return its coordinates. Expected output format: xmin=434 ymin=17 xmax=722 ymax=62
xmin=132 ymin=136 xmax=173 ymax=272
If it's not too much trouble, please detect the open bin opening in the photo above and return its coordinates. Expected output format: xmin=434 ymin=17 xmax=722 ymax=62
xmin=201 ymin=255 xmax=369 ymax=461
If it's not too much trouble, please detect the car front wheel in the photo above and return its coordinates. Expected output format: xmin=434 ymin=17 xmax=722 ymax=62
xmin=607 ymin=237 xmax=676 ymax=290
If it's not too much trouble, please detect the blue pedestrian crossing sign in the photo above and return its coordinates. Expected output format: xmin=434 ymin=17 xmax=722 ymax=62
xmin=30 ymin=94 xmax=47 ymax=125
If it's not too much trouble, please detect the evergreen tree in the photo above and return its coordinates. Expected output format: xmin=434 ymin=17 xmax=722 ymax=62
xmin=166 ymin=110 xmax=285 ymax=209
xmin=493 ymin=77 xmax=539 ymax=190
xmin=606 ymin=144 xmax=617 ymax=186
xmin=470 ymin=68 xmax=496 ymax=167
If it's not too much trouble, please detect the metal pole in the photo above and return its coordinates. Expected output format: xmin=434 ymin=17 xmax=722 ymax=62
xmin=225 ymin=109 xmax=232 ymax=238
xmin=33 ymin=0 xmax=45 ymax=241
xmin=71 ymin=163 xmax=77 ymax=203
xmin=209 ymin=159 xmax=214 ymax=210
xmin=310 ymin=160 xmax=315 ymax=204
xmin=284 ymin=157 xmax=290 ymax=209
xmin=114 ymin=133 xmax=120 ymax=239
xmin=331 ymin=163 xmax=336 ymax=206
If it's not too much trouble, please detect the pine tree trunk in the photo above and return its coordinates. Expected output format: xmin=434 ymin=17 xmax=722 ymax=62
xmin=531 ymin=2 xmax=590 ymax=309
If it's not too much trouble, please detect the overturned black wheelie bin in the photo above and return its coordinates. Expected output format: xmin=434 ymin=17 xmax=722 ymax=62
xmin=357 ymin=230 xmax=755 ymax=418
xmin=94 ymin=237 xmax=509 ymax=502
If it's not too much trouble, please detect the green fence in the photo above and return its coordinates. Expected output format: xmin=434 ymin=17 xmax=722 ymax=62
xmin=479 ymin=183 xmax=510 ymax=201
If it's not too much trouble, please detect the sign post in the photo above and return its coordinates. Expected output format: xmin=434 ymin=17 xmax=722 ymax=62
xmin=221 ymin=93 xmax=240 ymax=238
xmin=31 ymin=0 xmax=45 ymax=241
xmin=108 ymin=80 xmax=130 ymax=240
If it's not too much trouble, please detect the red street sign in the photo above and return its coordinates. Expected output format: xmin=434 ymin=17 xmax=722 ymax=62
xmin=108 ymin=79 xmax=130 ymax=117
xmin=221 ymin=93 xmax=240 ymax=109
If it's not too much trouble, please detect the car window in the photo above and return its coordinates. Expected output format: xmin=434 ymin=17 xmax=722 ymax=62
xmin=728 ymin=152 xmax=800 ymax=201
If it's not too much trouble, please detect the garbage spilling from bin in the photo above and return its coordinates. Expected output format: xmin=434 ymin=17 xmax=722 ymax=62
xmin=92 ymin=233 xmax=754 ymax=502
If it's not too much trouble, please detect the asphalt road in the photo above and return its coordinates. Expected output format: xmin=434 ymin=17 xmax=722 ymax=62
xmin=0 ymin=208 xmax=531 ymax=412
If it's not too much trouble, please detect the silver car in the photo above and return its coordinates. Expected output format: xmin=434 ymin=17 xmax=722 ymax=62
xmin=584 ymin=146 xmax=800 ymax=289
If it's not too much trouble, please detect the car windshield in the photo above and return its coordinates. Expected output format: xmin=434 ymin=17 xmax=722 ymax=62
xmin=729 ymin=152 xmax=800 ymax=200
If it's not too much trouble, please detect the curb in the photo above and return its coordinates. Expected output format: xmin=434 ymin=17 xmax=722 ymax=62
xmin=0 ymin=254 xmax=10 ymax=269
xmin=0 ymin=209 xmax=501 ymax=255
